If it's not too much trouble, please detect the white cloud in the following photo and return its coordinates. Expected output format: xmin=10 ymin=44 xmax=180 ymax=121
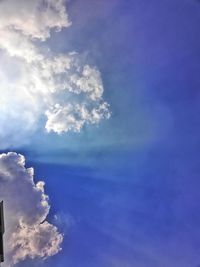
xmin=0 ymin=0 xmax=111 ymax=149
xmin=0 ymin=152 xmax=63 ymax=266
xmin=0 ymin=1 xmax=110 ymax=265
xmin=0 ymin=0 xmax=71 ymax=40
xmin=45 ymin=101 xmax=110 ymax=134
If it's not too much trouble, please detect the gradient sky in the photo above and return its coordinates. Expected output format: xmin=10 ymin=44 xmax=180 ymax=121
xmin=2 ymin=0 xmax=200 ymax=266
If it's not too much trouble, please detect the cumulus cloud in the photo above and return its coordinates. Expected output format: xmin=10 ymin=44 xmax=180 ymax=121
xmin=0 ymin=0 xmax=71 ymax=40
xmin=0 ymin=152 xmax=63 ymax=266
xmin=0 ymin=0 xmax=111 ymax=149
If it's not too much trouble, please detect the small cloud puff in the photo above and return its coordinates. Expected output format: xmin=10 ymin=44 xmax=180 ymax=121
xmin=0 ymin=152 xmax=63 ymax=266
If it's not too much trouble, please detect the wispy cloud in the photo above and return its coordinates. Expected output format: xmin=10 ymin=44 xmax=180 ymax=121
xmin=0 ymin=0 xmax=110 ymax=149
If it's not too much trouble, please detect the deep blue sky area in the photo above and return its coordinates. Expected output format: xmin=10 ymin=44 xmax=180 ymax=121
xmin=15 ymin=0 xmax=200 ymax=266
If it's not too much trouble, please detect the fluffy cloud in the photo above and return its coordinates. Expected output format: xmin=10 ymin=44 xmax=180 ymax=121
xmin=0 ymin=1 xmax=110 ymax=265
xmin=45 ymin=102 xmax=110 ymax=134
xmin=0 ymin=152 xmax=63 ymax=266
xmin=0 ymin=0 xmax=110 ymax=149
xmin=0 ymin=0 xmax=71 ymax=40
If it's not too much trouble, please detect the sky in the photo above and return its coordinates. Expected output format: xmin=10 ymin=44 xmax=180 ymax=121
xmin=0 ymin=0 xmax=200 ymax=266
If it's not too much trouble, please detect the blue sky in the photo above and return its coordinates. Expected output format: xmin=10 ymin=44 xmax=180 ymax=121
xmin=1 ymin=0 xmax=200 ymax=266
